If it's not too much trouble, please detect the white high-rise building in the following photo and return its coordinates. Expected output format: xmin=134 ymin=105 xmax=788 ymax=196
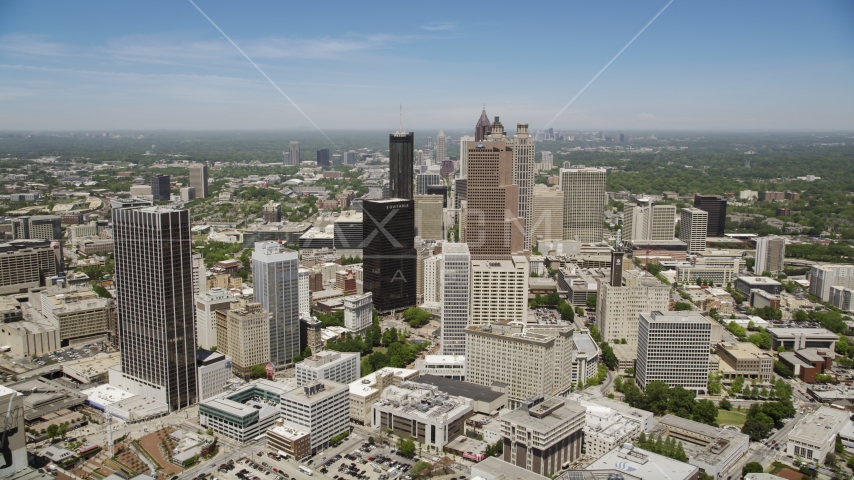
xmin=809 ymin=264 xmax=854 ymax=302
xmin=436 ymin=130 xmax=447 ymax=162
xmin=532 ymin=185 xmax=564 ymax=242
xmin=252 ymin=241 xmax=300 ymax=368
xmin=623 ymin=199 xmax=677 ymax=242
xmin=509 ymin=124 xmax=536 ymax=251
xmin=195 ymin=287 xmax=236 ymax=351
xmin=343 ymin=292 xmax=372 ymax=334
xmin=459 ymin=135 xmax=473 ymax=178
xmin=754 ymin=236 xmax=786 ymax=274
xmin=440 ymin=243 xmax=471 ymax=356
xmin=596 ymin=269 xmax=669 ymax=348
xmin=471 ymin=256 xmax=528 ymax=324
xmin=192 ymin=252 xmax=207 ymax=296
xmin=539 ymin=151 xmax=554 ymax=170
xmin=679 ymin=208 xmax=708 ymax=254
xmin=561 ymin=168 xmax=607 ymax=242
xmin=423 ymin=254 xmax=443 ymax=303
xmin=197 ymin=350 xmax=232 ymax=401
xmin=295 ymin=351 xmax=359 ymax=386
xmin=416 ymin=167 xmax=441 ymax=195
xmin=636 ymin=311 xmax=712 ymax=394
xmin=298 ymin=268 xmax=310 ymax=315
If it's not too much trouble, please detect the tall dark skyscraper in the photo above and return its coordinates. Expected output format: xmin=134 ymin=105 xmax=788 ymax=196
xmin=693 ymin=194 xmax=727 ymax=237
xmin=475 ymin=107 xmax=490 ymax=142
xmin=389 ymin=131 xmax=414 ymax=200
xmin=151 ymin=174 xmax=171 ymax=201
xmin=112 ymin=205 xmax=197 ymax=412
xmin=361 ymin=198 xmax=416 ymax=312
xmin=316 ymin=148 xmax=330 ymax=167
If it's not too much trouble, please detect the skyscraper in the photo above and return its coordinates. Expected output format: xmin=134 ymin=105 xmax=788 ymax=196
xmin=361 ymin=198 xmax=416 ymax=312
xmin=112 ymin=205 xmax=197 ymax=411
xmin=561 ymin=168 xmax=607 ymax=243
xmin=755 ymin=236 xmax=786 ymax=274
xmin=189 ymin=164 xmax=209 ymax=199
xmin=389 ymin=131 xmax=414 ymax=200
xmin=464 ymin=117 xmax=525 ymax=260
xmin=252 ymin=241 xmax=300 ymax=368
xmin=475 ymin=107 xmax=490 ymax=142
xmin=693 ymin=194 xmax=727 ymax=237
xmin=151 ymin=174 xmax=171 ymax=201
xmin=459 ymin=135 xmax=473 ymax=178
xmin=623 ymin=198 xmax=677 ymax=242
xmin=316 ymin=148 xmax=330 ymax=166
xmin=679 ymin=208 xmax=708 ymax=254
xmin=440 ymin=243 xmax=470 ymax=356
xmin=636 ymin=311 xmax=711 ymax=394
xmin=436 ymin=129 xmax=446 ymax=162
xmin=509 ymin=123 xmax=535 ymax=250
xmin=531 ymin=185 xmax=563 ymax=241
xmin=289 ymin=141 xmax=301 ymax=166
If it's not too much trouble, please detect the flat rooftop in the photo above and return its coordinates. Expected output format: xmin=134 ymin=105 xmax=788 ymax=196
xmin=472 ymin=457 xmax=548 ymax=480
xmin=501 ymin=398 xmax=586 ymax=431
xmin=788 ymin=407 xmax=849 ymax=446
xmin=415 ymin=375 xmax=504 ymax=403
xmin=348 ymin=367 xmax=419 ymax=398
xmin=768 ymin=327 xmax=837 ymax=338
xmin=587 ymin=444 xmax=698 ymax=480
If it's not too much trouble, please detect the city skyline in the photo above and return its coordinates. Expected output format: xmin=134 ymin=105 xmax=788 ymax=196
xmin=1 ymin=1 xmax=852 ymax=131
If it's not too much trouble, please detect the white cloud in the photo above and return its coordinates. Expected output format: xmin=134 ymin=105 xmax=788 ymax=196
xmin=421 ymin=22 xmax=456 ymax=31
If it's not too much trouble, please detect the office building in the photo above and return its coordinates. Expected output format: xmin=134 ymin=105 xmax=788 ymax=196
xmin=454 ymin=177 xmax=467 ymax=209
xmin=735 ymin=276 xmax=782 ymax=296
xmin=809 ymin=264 xmax=854 ymax=302
xmin=262 ymin=201 xmax=282 ymax=223
xmin=465 ymin=118 xmax=525 ymax=259
xmin=423 ymin=253 xmax=442 ymax=303
xmin=693 ymin=195 xmax=727 ymax=237
xmin=471 ymin=257 xmax=528 ymax=325
xmin=829 ymin=286 xmax=853 ymax=311
xmin=636 ymin=311 xmax=712 ymax=394
xmin=531 ymin=185 xmax=563 ymax=242
xmin=786 ymin=407 xmax=850 ymax=463
xmin=361 ymin=198 xmax=416 ymax=312
xmin=561 ymin=168 xmax=607 ymax=243
xmin=596 ymin=269 xmax=669 ymax=348
xmin=0 ymin=385 xmax=26 ymax=476
xmin=540 ymin=151 xmax=554 ymax=170
xmin=465 ymin=322 xmax=576 ymax=407
xmin=414 ymin=355 xmax=466 ymax=381
xmin=768 ymin=327 xmax=838 ymax=350
xmin=267 ymin=419 xmax=311 ymax=460
xmin=200 ymin=380 xmax=292 ymax=443
xmin=415 ymin=374 xmax=508 ymax=415
xmin=316 ymin=148 xmax=330 ymax=166
xmin=195 ymin=287 xmax=236 ymax=351
xmin=280 ymin=381 xmax=350 ymax=455
xmin=436 ymin=129 xmax=446 ymax=162
xmin=587 ymin=444 xmax=698 ymax=480
xmin=151 ymin=174 xmax=171 ymax=201
xmin=371 ymin=381 xmax=473 ymax=449
xmin=197 ymin=349 xmax=232 ymax=401
xmin=189 ymin=164 xmax=209 ymax=198
xmin=499 ymin=397 xmax=585 ymax=477
xmin=331 ymin=153 xmax=342 ymax=166
xmin=778 ymin=348 xmax=834 ymax=383
xmin=282 ymin=152 xmax=290 ymax=165
xmin=348 ymin=367 xmax=420 ymax=424
xmin=342 ymin=292 xmax=372 ymax=334
xmin=111 ymin=205 xmax=197 ymax=412
xmin=677 ymin=249 xmax=744 ymax=285
xmin=332 ymin=210 xmax=363 ymax=250
xmin=289 ymin=141 xmax=300 ymax=166
xmin=475 ymin=107 xmax=490 ymax=141
xmin=459 ymin=135 xmax=473 ymax=178
xmin=222 ymin=302 xmax=270 ymax=379
xmin=389 ymin=131 xmax=414 ymax=200
xmin=0 ymin=239 xmax=60 ymax=295
xmin=567 ymin=393 xmax=655 ymax=455
xmin=12 ymin=215 xmax=62 ymax=243
xmin=416 ymin=169 xmax=441 ymax=195
xmin=679 ymin=207 xmax=708 ymax=254
xmin=623 ymin=198 xmax=677 ymax=242
xmin=295 ymin=351 xmax=359 ymax=386
xmin=252 ymin=241 xmax=300 ymax=368
xmin=754 ymin=236 xmax=785 ymax=274
xmin=440 ymin=243 xmax=471 ymax=356
xmin=508 ymin=123 xmax=535 ymax=250
xmin=40 ymin=286 xmax=113 ymax=346
xmin=716 ymin=342 xmax=774 ymax=383
xmin=414 ymin=194 xmax=443 ymax=241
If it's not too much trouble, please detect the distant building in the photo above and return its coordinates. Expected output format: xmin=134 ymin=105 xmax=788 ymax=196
xmin=809 ymin=264 xmax=854 ymax=302
xmin=561 ymin=168 xmax=607 ymax=243
xmin=289 ymin=141 xmax=300 ymax=166
xmin=0 ymin=239 xmax=61 ymax=295
xmin=531 ymin=185 xmax=563 ymax=241
xmin=189 ymin=164 xmax=208 ymax=198
xmin=262 ymin=201 xmax=282 ymax=223
xmin=679 ymin=207 xmax=708 ymax=254
xmin=754 ymin=236 xmax=786 ymax=274
xmin=596 ymin=269 xmax=669 ymax=348
xmin=180 ymin=187 xmax=195 ymax=202
xmin=623 ymin=198 xmax=676 ymax=242
xmin=316 ymin=148 xmax=330 ymax=166
xmin=768 ymin=327 xmax=838 ymax=351
xmin=693 ymin=194 xmax=727 ymax=237
xmin=151 ymin=174 xmax=171 ymax=201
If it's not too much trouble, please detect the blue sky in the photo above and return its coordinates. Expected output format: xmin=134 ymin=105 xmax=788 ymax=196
xmin=1 ymin=1 xmax=852 ymax=131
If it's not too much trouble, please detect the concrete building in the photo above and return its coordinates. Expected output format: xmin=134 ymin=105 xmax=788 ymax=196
xmin=470 ymin=256 xmax=528 ymax=325
xmin=252 ymin=241 xmax=300 ymax=368
xmin=288 ymin=141 xmax=301 ymax=166
xmin=558 ymin=266 xmax=607 ymax=306
xmin=348 ymin=367 xmax=420 ymax=424
xmin=809 ymin=264 xmax=854 ymax=302
xmin=342 ymin=292 xmax=372 ymax=335
xmin=331 ymin=210 xmax=363 ymax=250
xmin=786 ymin=406 xmax=850 ymax=463
xmin=679 ymin=208 xmax=708 ymax=254
xmin=371 ymin=382 xmax=473 ymax=449
xmin=507 ymin=123 xmax=535 ymax=250
xmin=189 ymin=164 xmax=208 ymax=198
xmin=200 ymin=380 xmax=293 ymax=442
xmin=636 ymin=311 xmax=712 ymax=394
xmin=471 ymin=457 xmax=549 ymax=480
xmin=441 ymin=243 xmax=471 ymax=356
xmin=465 ymin=322 xmax=576 ymax=408
xmin=295 ymin=351 xmax=359 ymax=386
xmin=195 ymin=287 xmax=236 ymax=351
xmin=267 ymin=420 xmax=311 ymax=460
xmin=768 ymin=328 xmax=838 ymax=350
xmin=716 ymin=342 xmax=773 ymax=383
xmin=416 ymin=169 xmax=441 ymax=196
xmin=414 ymin=194 xmax=443 ymax=241
xmin=262 ymin=201 xmax=282 ymax=223
xmin=654 ymin=415 xmax=750 ymax=478
xmin=180 ymin=186 xmax=195 ymax=202
xmin=577 ymin=399 xmax=641 ymax=458
xmin=693 ymin=195 xmax=727 ymax=237
xmin=225 ymin=302 xmax=271 ymax=380
xmin=531 ymin=185 xmax=563 ymax=242
xmin=0 ymin=385 xmax=26 ymax=476
xmin=415 ymin=355 xmax=466 ymax=381
xmin=280 ymin=380 xmax=350 ymax=455
xmin=735 ymin=276 xmax=782 ymax=296
xmin=586 ymin=444 xmax=699 ymax=480
xmin=778 ymin=348 xmax=834 ymax=383
xmin=755 ymin=236 xmax=786 ymax=274
xmin=561 ymin=168 xmax=606 ymax=243
xmin=0 ymin=239 xmax=60 ymax=295
xmin=414 ymin=374 xmax=507 ymax=415
xmin=196 ymin=349 xmax=231 ymax=401
xmin=499 ymin=397 xmax=585 ymax=477
xmin=596 ymin=269 xmax=669 ymax=348
xmin=39 ymin=287 xmax=113 ymax=346
xmin=623 ymin=198 xmax=677 ymax=242
xmin=298 ymin=268 xmax=310 ymax=315
xmin=677 ymin=250 xmax=744 ymax=285
xmin=12 ymin=215 xmax=62 ymax=243
xmin=423 ymin=254 xmax=442 ymax=303
xmin=830 ymin=286 xmax=854 ymax=311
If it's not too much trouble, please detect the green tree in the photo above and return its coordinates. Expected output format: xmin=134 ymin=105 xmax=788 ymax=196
xmin=673 ymin=301 xmax=693 ymax=311
xmin=719 ymin=398 xmax=732 ymax=410
xmin=747 ymin=331 xmax=772 ymax=350
xmin=774 ymin=361 xmax=793 ymax=378
xmin=46 ymin=424 xmax=58 ymax=440
xmin=692 ymin=400 xmax=719 ymax=427
xmin=730 ymin=375 xmax=744 ymax=394
xmin=302 ymin=346 xmax=313 ymax=358
xmin=600 ymin=343 xmax=618 ymax=370
xmin=250 ymin=364 xmax=267 ymax=379
xmin=397 ymin=436 xmax=416 ymax=457
xmin=742 ymin=462 xmax=763 ymax=476
xmin=92 ymin=284 xmax=112 ymax=298
xmin=585 ymin=295 xmax=597 ymax=309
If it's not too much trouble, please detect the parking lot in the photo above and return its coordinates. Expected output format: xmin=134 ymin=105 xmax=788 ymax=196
xmin=29 ymin=341 xmax=108 ymax=367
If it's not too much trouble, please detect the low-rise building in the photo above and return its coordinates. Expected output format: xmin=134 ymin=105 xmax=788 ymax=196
xmin=735 ymin=276 xmax=782 ymax=296
xmin=280 ymin=381 xmax=350 ymax=455
xmin=200 ymin=380 xmax=294 ymax=443
xmin=471 ymin=457 xmax=549 ymax=480
xmin=295 ymin=350 xmax=359 ymax=386
xmin=499 ymin=397 xmax=585 ymax=477
xmin=414 ymin=355 xmax=465 ymax=381
xmin=768 ymin=328 xmax=838 ymax=350
xmin=61 ymin=352 xmax=121 ymax=384
xmin=414 ymin=374 xmax=507 ymax=415
xmin=778 ymin=348 xmax=835 ymax=383
xmin=716 ymin=342 xmax=774 ymax=383
xmin=654 ymin=415 xmax=750 ymax=478
xmin=586 ymin=444 xmax=698 ymax=480
xmin=786 ymin=406 xmax=850 ymax=463
xmin=267 ymin=419 xmax=311 ymax=460
xmin=197 ymin=349 xmax=232 ymax=401
xmin=39 ymin=286 xmax=114 ymax=346
xmin=348 ymin=367 xmax=420 ymax=424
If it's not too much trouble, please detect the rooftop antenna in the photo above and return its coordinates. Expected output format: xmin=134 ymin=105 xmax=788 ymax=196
xmin=399 ymin=104 xmax=403 ymax=133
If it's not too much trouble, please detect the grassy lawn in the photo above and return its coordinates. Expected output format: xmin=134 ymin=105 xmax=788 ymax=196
xmin=717 ymin=410 xmax=748 ymax=427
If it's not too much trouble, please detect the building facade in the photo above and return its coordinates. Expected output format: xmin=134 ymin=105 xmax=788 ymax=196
xmin=531 ymin=185 xmax=563 ymax=242
xmin=252 ymin=241 xmax=300 ymax=368
xmin=151 ymin=174 xmax=171 ymax=201
xmin=754 ymin=236 xmax=786 ymax=274
xmin=470 ymin=257 xmax=528 ymax=325
xmin=596 ymin=269 xmax=669 ymax=348
xmin=414 ymin=194 xmax=444 ymax=241
xmin=693 ymin=195 xmax=727 ymax=237
xmin=440 ymin=243 xmax=471 ymax=356
xmin=679 ymin=208 xmax=709 ymax=254
xmin=636 ymin=311 xmax=711 ymax=394
xmin=389 ymin=131 xmax=414 ymax=200
xmin=623 ymin=199 xmax=676 ymax=242
xmin=280 ymin=381 xmax=350 ymax=455
xmin=189 ymin=164 xmax=208 ymax=198
xmin=195 ymin=287 xmax=236 ymax=351
xmin=295 ymin=351 xmax=359 ymax=386
xmin=561 ymin=168 xmax=606 ymax=243
xmin=342 ymin=292 xmax=372 ymax=334
xmin=226 ymin=302 xmax=271 ymax=380
xmin=361 ymin=198 xmax=416 ymax=312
